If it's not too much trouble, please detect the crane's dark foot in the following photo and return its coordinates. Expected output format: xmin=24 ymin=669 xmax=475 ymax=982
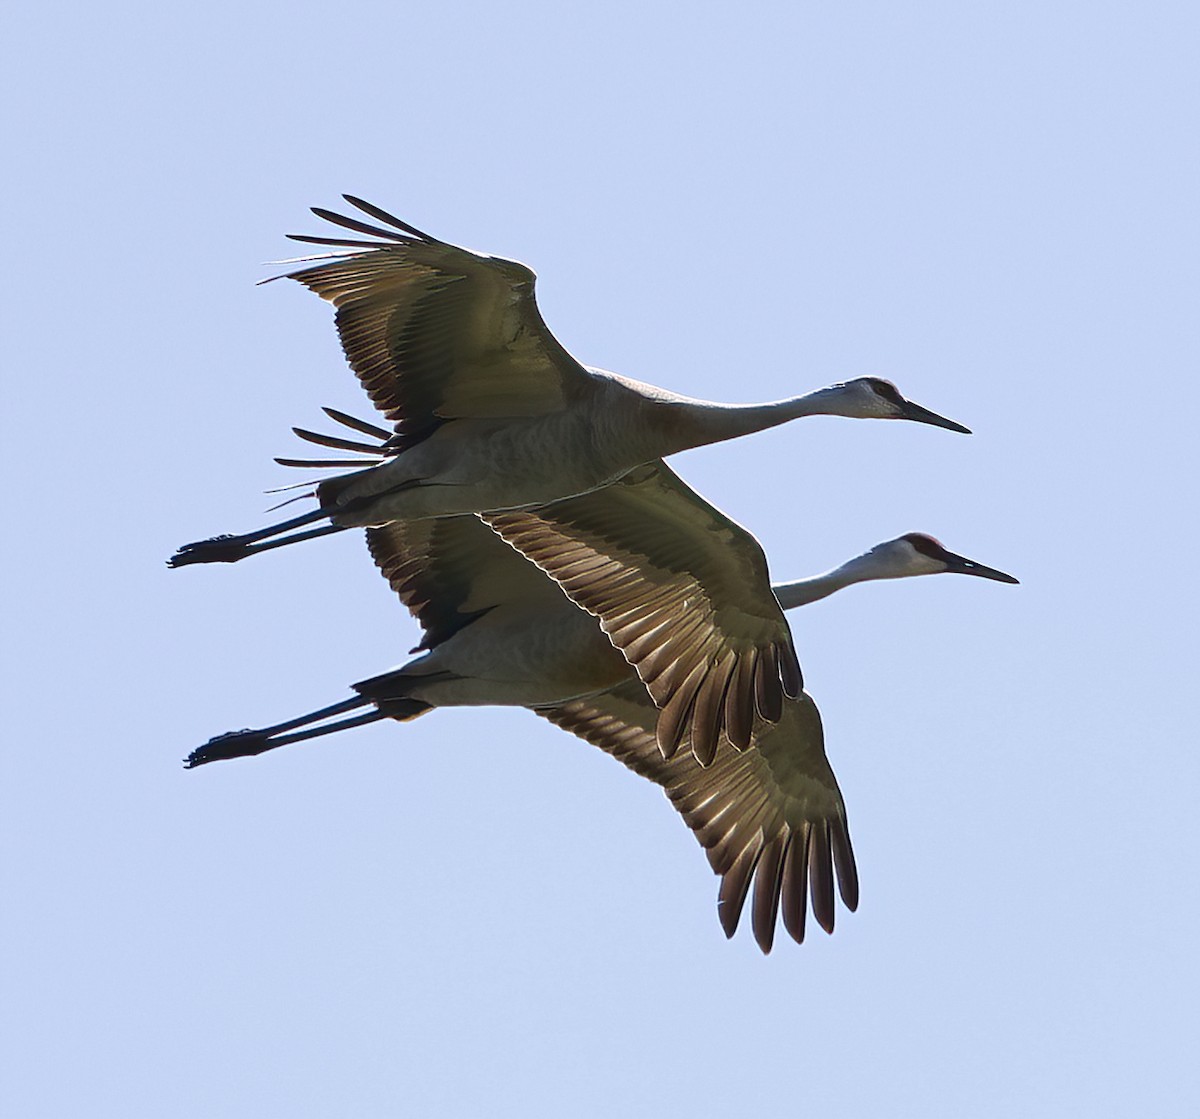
xmin=184 ymin=728 xmax=273 ymax=768
xmin=168 ymin=534 xmax=253 ymax=567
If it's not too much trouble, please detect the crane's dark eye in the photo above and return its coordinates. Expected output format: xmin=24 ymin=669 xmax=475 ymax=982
xmin=864 ymin=378 xmax=904 ymax=405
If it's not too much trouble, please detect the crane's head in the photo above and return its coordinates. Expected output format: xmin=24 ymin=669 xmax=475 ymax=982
xmin=818 ymin=378 xmax=971 ymax=433
xmin=866 ymin=533 xmax=1019 ymax=583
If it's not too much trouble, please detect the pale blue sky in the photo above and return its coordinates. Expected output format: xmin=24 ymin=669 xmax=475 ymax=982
xmin=3 ymin=2 xmax=1197 ymax=1115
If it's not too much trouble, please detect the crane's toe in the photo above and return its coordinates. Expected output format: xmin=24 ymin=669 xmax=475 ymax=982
xmin=184 ymin=729 xmax=272 ymax=768
xmin=168 ymin=535 xmax=251 ymax=567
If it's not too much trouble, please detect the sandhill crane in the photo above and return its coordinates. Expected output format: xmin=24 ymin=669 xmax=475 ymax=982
xmin=169 ymin=199 xmax=969 ymax=755
xmin=185 ymin=496 xmax=1016 ymax=949
xmin=169 ymin=197 xmax=968 ymax=570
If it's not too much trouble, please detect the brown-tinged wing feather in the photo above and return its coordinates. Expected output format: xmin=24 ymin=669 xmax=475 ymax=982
xmin=488 ymin=460 xmax=802 ymax=765
xmin=275 ymin=200 xmax=594 ymax=448
xmin=366 ymin=515 xmax=571 ymax=653
xmin=537 ymin=679 xmax=855 ymax=952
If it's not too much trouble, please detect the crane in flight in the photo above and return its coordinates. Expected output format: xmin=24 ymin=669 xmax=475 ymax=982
xmin=170 ymin=196 xmax=968 ymax=570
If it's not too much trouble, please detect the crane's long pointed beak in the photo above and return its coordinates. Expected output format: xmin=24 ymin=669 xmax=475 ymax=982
xmin=942 ymin=551 xmax=1019 ymax=584
xmin=900 ymin=400 xmax=972 ymax=434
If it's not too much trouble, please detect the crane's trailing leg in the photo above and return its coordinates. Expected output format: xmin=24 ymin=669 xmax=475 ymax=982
xmin=168 ymin=508 xmax=347 ymax=567
xmin=185 ymin=697 xmax=381 ymax=767
xmin=184 ymin=689 xmax=436 ymax=768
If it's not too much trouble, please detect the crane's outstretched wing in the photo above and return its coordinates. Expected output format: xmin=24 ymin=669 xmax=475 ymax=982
xmin=274 ymin=196 xmax=594 ymax=450
xmin=538 ymin=679 xmax=857 ymax=953
xmin=366 ymin=514 xmax=572 ymax=653
xmin=486 ymin=461 xmax=802 ymax=766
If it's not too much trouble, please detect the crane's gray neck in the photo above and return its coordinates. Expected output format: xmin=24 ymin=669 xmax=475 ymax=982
xmin=772 ymin=552 xmax=890 ymax=609
xmin=653 ymin=388 xmax=852 ymax=454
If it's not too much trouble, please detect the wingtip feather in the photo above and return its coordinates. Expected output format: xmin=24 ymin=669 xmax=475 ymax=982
xmin=810 ymin=823 xmax=836 ymax=935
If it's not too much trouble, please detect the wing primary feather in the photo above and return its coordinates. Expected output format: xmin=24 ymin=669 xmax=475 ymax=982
xmin=751 ymin=835 xmax=789 ymax=954
xmin=779 ymin=642 xmax=804 ymax=697
xmin=655 ymin=659 xmax=708 ymax=761
xmin=781 ymin=825 xmax=811 ymax=944
xmin=321 ymin=406 xmax=392 ymax=441
xmin=753 ymin=645 xmax=784 ymax=723
xmin=724 ymin=649 xmax=757 ymax=750
xmin=285 ymin=234 xmax=392 ymax=248
xmin=716 ymin=833 xmax=765 ymax=940
xmin=832 ymin=824 xmax=859 ymax=911
xmin=810 ymin=822 xmax=836 ymax=935
xmin=342 ymin=195 xmax=441 ymax=243
xmin=310 ymin=206 xmax=409 ymax=243
xmin=689 ymin=652 xmax=736 ymax=767
xmin=291 ymin=427 xmax=384 ymax=455
xmin=274 ymin=456 xmax=383 ymax=469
